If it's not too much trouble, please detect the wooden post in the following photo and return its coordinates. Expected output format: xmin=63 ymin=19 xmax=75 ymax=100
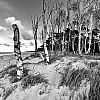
xmin=12 ymin=24 xmax=23 ymax=79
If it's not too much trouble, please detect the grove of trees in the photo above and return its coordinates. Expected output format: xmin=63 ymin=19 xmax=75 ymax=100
xmin=31 ymin=0 xmax=100 ymax=62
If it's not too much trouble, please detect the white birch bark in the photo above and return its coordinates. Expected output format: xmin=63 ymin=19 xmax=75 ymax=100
xmin=87 ymin=14 xmax=93 ymax=53
xmin=42 ymin=0 xmax=49 ymax=63
xmin=12 ymin=24 xmax=23 ymax=79
xmin=85 ymin=27 xmax=88 ymax=53
xmin=78 ymin=24 xmax=82 ymax=54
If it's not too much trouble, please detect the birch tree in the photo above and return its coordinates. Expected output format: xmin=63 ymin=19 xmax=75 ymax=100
xmin=85 ymin=0 xmax=100 ymax=53
xmin=66 ymin=0 xmax=72 ymax=53
xmin=70 ymin=0 xmax=95 ymax=54
xmin=30 ymin=14 xmax=41 ymax=52
xmin=42 ymin=0 xmax=64 ymax=62
xmin=49 ymin=14 xmax=56 ymax=51
xmin=42 ymin=0 xmax=55 ymax=63
xmin=12 ymin=24 xmax=23 ymax=79
xmin=87 ymin=14 xmax=93 ymax=53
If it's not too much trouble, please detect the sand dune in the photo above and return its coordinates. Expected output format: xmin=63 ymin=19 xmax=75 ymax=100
xmin=0 ymin=53 xmax=100 ymax=100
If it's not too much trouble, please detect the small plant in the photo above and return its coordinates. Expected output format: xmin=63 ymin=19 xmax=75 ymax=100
xmin=59 ymin=59 xmax=100 ymax=100
xmin=2 ymin=85 xmax=17 ymax=100
xmin=21 ymin=73 xmax=48 ymax=89
xmin=0 ymin=65 xmax=17 ymax=79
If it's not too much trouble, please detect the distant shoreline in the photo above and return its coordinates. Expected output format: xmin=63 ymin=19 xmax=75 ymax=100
xmin=0 ymin=51 xmax=35 ymax=56
xmin=0 ymin=52 xmax=14 ymax=56
xmin=0 ymin=52 xmax=14 ymax=54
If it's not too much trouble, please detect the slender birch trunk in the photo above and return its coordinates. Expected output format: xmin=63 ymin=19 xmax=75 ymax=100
xmin=51 ymin=32 xmax=54 ymax=51
xmin=42 ymin=0 xmax=49 ymax=63
xmin=62 ymin=32 xmax=64 ymax=52
xmin=81 ymin=36 xmax=84 ymax=53
xmin=34 ymin=16 xmax=40 ymax=52
xmin=93 ymin=39 xmax=95 ymax=54
xmin=66 ymin=22 xmax=70 ymax=53
xmin=85 ymin=27 xmax=88 ymax=53
xmin=85 ymin=36 xmax=87 ymax=53
xmin=78 ymin=24 xmax=82 ymax=54
xmin=98 ymin=41 xmax=100 ymax=53
xmin=34 ymin=28 xmax=38 ymax=52
xmin=51 ymin=12 xmax=54 ymax=52
xmin=87 ymin=14 xmax=93 ymax=53
xmin=88 ymin=31 xmax=92 ymax=53
xmin=72 ymin=37 xmax=75 ymax=54
xmin=62 ymin=21 xmax=66 ymax=52
xmin=30 ymin=14 xmax=40 ymax=52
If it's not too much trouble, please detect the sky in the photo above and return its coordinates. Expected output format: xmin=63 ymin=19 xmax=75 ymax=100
xmin=0 ymin=0 xmax=43 ymax=52
xmin=0 ymin=0 xmax=68 ymax=52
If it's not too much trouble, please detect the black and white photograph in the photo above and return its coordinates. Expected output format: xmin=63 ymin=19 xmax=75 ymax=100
xmin=0 ymin=0 xmax=100 ymax=100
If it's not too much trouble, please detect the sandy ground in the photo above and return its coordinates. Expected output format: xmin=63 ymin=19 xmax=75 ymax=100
xmin=0 ymin=52 xmax=100 ymax=100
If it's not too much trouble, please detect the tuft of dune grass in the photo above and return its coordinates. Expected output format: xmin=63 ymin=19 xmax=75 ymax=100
xmin=59 ymin=58 xmax=100 ymax=100
xmin=1 ymin=56 xmax=100 ymax=100
xmin=21 ymin=73 xmax=48 ymax=90
xmin=2 ymin=84 xmax=18 ymax=100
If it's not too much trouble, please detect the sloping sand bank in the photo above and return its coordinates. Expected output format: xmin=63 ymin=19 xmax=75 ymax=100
xmin=0 ymin=54 xmax=100 ymax=100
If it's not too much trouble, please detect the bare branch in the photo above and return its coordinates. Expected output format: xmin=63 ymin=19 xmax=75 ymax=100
xmin=30 ymin=13 xmax=35 ymax=32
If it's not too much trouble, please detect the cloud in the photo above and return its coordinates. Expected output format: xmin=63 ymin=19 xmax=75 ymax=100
xmin=5 ymin=17 xmax=34 ymax=40
xmin=5 ymin=17 xmax=15 ymax=25
xmin=0 ymin=36 xmax=13 ymax=46
xmin=0 ymin=36 xmax=14 ymax=52
xmin=20 ymin=39 xmax=42 ymax=52
xmin=0 ymin=43 xmax=10 ymax=47
xmin=0 ymin=45 xmax=13 ymax=52
xmin=0 ymin=26 xmax=7 ymax=31
xmin=1 ymin=16 xmax=42 ymax=52
xmin=0 ymin=0 xmax=14 ymax=12
xmin=29 ymin=41 xmax=34 ymax=46
xmin=21 ymin=32 xmax=33 ymax=40
xmin=21 ymin=30 xmax=33 ymax=40
xmin=5 ymin=17 xmax=24 ymax=30
xmin=0 ymin=36 xmax=42 ymax=52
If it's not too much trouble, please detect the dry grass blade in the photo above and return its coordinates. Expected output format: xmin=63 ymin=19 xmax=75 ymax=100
xmin=21 ymin=73 xmax=48 ymax=89
xmin=58 ymin=60 xmax=100 ymax=100
xmin=2 ymin=84 xmax=17 ymax=100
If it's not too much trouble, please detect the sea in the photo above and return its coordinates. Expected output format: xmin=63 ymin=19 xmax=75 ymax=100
xmin=0 ymin=51 xmax=35 ymax=56
xmin=0 ymin=52 xmax=14 ymax=56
